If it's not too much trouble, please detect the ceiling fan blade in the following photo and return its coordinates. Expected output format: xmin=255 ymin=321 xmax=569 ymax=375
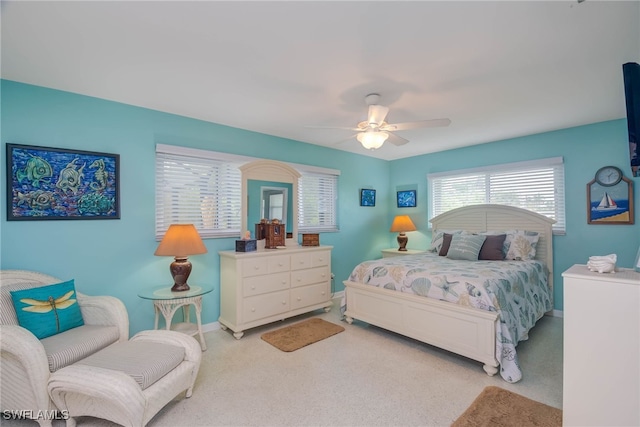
xmin=333 ymin=134 xmax=359 ymax=145
xmin=383 ymin=118 xmax=451 ymax=131
xmin=305 ymin=125 xmax=362 ymax=131
xmin=387 ymin=132 xmax=409 ymax=146
xmin=368 ymin=105 xmax=389 ymax=126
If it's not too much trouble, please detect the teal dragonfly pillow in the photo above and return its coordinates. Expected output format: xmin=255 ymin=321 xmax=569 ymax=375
xmin=10 ymin=279 xmax=84 ymax=339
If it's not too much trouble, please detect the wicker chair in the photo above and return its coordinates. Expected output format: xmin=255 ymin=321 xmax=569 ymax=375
xmin=0 ymin=270 xmax=129 ymax=427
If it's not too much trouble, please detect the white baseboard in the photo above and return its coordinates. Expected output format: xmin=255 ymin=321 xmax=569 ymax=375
xmin=552 ymin=309 xmax=563 ymax=318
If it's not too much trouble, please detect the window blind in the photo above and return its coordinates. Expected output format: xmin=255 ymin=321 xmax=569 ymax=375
xmin=297 ymin=171 xmax=339 ymax=233
xmin=155 ymin=145 xmax=248 ymax=239
xmin=156 ymin=145 xmax=340 ymax=239
xmin=428 ymin=157 xmax=565 ymax=233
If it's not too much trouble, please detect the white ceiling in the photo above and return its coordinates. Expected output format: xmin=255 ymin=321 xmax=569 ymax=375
xmin=2 ymin=1 xmax=639 ymax=161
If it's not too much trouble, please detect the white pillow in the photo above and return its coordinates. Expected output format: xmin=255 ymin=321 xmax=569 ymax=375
xmin=504 ymin=230 xmax=539 ymax=260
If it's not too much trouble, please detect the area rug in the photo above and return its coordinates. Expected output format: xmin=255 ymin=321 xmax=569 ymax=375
xmin=451 ymin=386 xmax=562 ymax=427
xmin=261 ymin=318 xmax=345 ymax=352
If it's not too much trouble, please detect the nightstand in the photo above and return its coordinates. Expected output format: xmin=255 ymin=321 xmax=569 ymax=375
xmin=381 ymin=248 xmax=427 ymax=258
xmin=138 ymin=284 xmax=213 ymax=351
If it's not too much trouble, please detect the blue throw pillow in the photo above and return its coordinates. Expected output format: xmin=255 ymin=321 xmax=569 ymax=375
xmin=10 ymin=279 xmax=84 ymax=339
xmin=446 ymin=234 xmax=487 ymax=261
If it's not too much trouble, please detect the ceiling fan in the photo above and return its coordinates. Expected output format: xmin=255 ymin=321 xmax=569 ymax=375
xmin=313 ymin=93 xmax=451 ymax=150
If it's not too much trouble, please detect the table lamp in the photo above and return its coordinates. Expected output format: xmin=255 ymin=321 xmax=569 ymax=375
xmin=390 ymin=215 xmax=417 ymax=251
xmin=154 ymin=224 xmax=207 ymax=291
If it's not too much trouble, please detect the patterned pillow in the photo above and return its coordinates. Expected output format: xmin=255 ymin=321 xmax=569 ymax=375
xmin=446 ymin=234 xmax=487 ymax=261
xmin=504 ymin=231 xmax=540 ymax=260
xmin=429 ymin=229 xmax=464 ymax=253
xmin=10 ymin=279 xmax=84 ymax=339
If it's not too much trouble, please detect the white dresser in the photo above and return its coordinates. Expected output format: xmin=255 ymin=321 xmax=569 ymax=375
xmin=219 ymin=245 xmax=333 ymax=339
xmin=562 ymin=264 xmax=640 ymax=426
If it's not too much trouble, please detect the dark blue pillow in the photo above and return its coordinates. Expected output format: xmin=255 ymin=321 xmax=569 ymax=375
xmin=10 ymin=279 xmax=84 ymax=339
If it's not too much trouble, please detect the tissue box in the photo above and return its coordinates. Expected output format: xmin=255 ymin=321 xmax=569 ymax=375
xmin=236 ymin=239 xmax=257 ymax=252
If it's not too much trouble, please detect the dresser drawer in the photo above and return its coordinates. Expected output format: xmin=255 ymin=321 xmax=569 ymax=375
xmin=243 ymin=290 xmax=290 ymax=323
xmin=312 ymin=250 xmax=331 ymax=267
xmin=291 ymin=282 xmax=329 ymax=310
xmin=290 ymin=252 xmax=312 ymax=271
xmin=291 ymin=266 xmax=330 ymax=288
xmin=243 ymin=272 xmax=289 ymax=297
xmin=267 ymin=255 xmax=290 ymax=273
xmin=242 ymin=258 xmax=269 ymax=277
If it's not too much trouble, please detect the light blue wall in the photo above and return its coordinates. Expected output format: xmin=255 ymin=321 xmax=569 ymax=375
xmin=389 ymin=120 xmax=640 ymax=310
xmin=0 ymin=80 xmax=391 ymax=335
xmin=3 ymin=81 xmax=637 ymax=331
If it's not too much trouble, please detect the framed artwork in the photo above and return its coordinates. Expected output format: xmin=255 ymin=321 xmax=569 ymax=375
xmin=360 ymin=189 xmax=376 ymax=207
xmin=6 ymin=143 xmax=120 ymax=220
xmin=586 ymin=167 xmax=633 ymax=224
xmin=397 ymin=189 xmax=417 ymax=208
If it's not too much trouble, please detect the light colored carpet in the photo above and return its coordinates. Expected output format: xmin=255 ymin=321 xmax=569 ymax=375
xmin=2 ymin=297 xmax=563 ymax=426
xmin=451 ymin=385 xmax=562 ymax=426
xmin=261 ymin=318 xmax=345 ymax=352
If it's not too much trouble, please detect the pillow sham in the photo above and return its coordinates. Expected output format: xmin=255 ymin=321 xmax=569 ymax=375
xmin=10 ymin=279 xmax=84 ymax=339
xmin=504 ymin=230 xmax=540 ymax=260
xmin=478 ymin=234 xmax=506 ymax=260
xmin=439 ymin=233 xmax=454 ymax=256
xmin=446 ymin=234 xmax=487 ymax=261
xmin=429 ymin=229 xmax=464 ymax=253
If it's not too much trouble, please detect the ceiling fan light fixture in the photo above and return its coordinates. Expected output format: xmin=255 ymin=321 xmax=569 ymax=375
xmin=357 ymin=131 xmax=388 ymax=150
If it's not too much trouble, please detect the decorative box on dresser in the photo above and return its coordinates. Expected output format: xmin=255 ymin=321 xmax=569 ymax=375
xmin=562 ymin=264 xmax=640 ymax=427
xmin=219 ymin=245 xmax=333 ymax=339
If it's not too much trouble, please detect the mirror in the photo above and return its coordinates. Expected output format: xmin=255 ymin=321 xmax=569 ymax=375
xmin=246 ymin=180 xmax=293 ymax=234
xmin=241 ymin=160 xmax=300 ymax=247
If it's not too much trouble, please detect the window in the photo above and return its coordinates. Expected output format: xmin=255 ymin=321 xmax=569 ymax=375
xmin=295 ymin=165 xmax=339 ymax=233
xmin=156 ymin=145 xmax=339 ymax=239
xmin=428 ymin=157 xmax=565 ymax=233
xmin=155 ymin=145 xmax=248 ymax=239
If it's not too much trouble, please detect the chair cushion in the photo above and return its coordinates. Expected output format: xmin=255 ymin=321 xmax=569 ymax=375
xmin=75 ymin=341 xmax=185 ymax=389
xmin=10 ymin=279 xmax=84 ymax=339
xmin=41 ymin=324 xmax=120 ymax=372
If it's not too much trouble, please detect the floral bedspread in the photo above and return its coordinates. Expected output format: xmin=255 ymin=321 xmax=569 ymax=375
xmin=345 ymin=252 xmax=552 ymax=383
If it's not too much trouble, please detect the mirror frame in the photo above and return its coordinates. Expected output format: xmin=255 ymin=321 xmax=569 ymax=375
xmin=241 ymin=160 xmax=301 ymax=246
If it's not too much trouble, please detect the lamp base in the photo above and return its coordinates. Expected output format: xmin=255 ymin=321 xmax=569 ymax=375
xmin=170 ymin=257 xmax=192 ymax=292
xmin=397 ymin=232 xmax=408 ymax=251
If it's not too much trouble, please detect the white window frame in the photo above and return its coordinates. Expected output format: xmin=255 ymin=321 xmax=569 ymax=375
xmin=155 ymin=144 xmax=339 ymax=239
xmin=428 ymin=157 xmax=565 ymax=234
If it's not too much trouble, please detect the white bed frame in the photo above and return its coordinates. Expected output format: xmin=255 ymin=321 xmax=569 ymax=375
xmin=343 ymin=204 xmax=555 ymax=376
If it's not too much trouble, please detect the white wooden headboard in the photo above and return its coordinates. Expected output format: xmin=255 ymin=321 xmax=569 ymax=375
xmin=430 ymin=204 xmax=556 ymax=300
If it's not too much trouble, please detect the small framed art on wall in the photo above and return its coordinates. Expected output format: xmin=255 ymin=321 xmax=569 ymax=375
xmin=360 ymin=189 xmax=376 ymax=207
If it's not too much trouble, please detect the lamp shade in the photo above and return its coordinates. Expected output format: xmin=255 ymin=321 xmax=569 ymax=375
xmin=357 ymin=131 xmax=388 ymax=150
xmin=154 ymin=224 xmax=207 ymax=257
xmin=389 ymin=215 xmax=417 ymax=232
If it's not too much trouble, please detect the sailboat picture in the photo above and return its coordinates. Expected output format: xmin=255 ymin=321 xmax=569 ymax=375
xmin=588 ymin=182 xmax=632 ymax=223
xmin=593 ymin=192 xmax=618 ymax=210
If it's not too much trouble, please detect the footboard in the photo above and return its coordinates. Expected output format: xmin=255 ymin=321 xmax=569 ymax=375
xmin=343 ymin=280 xmax=500 ymax=375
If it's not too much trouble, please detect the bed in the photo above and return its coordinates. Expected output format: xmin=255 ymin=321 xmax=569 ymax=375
xmin=342 ymin=204 xmax=555 ymax=383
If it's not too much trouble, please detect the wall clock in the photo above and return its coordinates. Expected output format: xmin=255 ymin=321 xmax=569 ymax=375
xmin=587 ymin=166 xmax=634 ymax=225
xmin=595 ymin=166 xmax=623 ymax=187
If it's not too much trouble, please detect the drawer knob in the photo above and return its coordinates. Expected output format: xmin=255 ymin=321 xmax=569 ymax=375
xmin=251 ymin=286 xmax=256 ymax=290
xmin=322 ymin=291 xmax=326 ymax=295
xmin=254 ymin=266 xmax=260 ymax=270
xmin=282 ymin=300 xmax=286 ymax=305
xmin=251 ymin=308 xmax=256 ymax=312
xmin=297 ymin=297 xmax=302 ymax=301
xmin=282 ymin=280 xmax=287 ymax=284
